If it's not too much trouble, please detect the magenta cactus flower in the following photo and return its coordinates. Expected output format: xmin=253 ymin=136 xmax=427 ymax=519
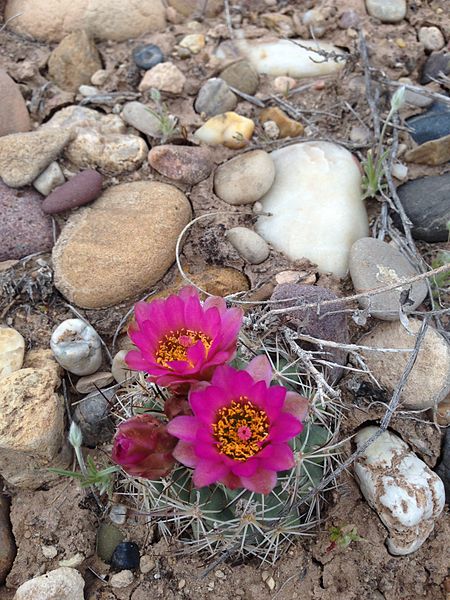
xmin=167 ymin=356 xmax=307 ymax=495
xmin=126 ymin=287 xmax=243 ymax=389
xmin=112 ymin=414 xmax=177 ymax=479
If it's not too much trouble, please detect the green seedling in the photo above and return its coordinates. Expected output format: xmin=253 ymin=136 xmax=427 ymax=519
xmin=146 ymin=88 xmax=179 ymax=141
xmin=327 ymin=524 xmax=365 ymax=552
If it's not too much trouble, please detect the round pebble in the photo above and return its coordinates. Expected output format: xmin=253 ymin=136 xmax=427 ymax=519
xmin=148 ymin=144 xmax=214 ymax=185
xmin=194 ymin=78 xmax=237 ymax=117
xmin=132 ymin=44 xmax=165 ymax=70
xmin=111 ymin=542 xmax=140 ymax=571
xmin=50 ymin=318 xmax=103 ymax=376
xmin=96 ymin=523 xmax=124 ymax=563
xmin=219 ymin=60 xmax=259 ymax=96
xmin=42 ymin=169 xmax=103 ymax=214
xmin=226 ymin=227 xmax=270 ymax=264
xmin=111 ymin=350 xmax=133 ymax=384
xmin=214 ymin=150 xmax=275 ymax=205
xmin=418 ymin=26 xmax=445 ymax=52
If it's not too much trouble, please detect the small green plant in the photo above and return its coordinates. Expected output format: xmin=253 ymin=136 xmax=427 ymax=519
xmin=146 ymin=88 xmax=180 ymax=141
xmin=430 ymin=221 xmax=450 ymax=305
xmin=361 ymin=86 xmax=406 ymax=200
xmin=327 ymin=524 xmax=365 ymax=552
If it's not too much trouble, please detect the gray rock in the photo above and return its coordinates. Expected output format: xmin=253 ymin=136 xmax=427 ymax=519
xmin=435 ymin=428 xmax=450 ymax=503
xmin=365 ymin=0 xmax=406 ymax=22
xmin=396 ymin=173 xmax=450 ymax=242
xmin=121 ymin=101 xmax=164 ymax=138
xmin=421 ymin=52 xmax=450 ymax=84
xmin=0 ymin=129 xmax=71 ymax=188
xmin=418 ymin=26 xmax=445 ymax=52
xmin=33 ymin=161 xmax=65 ymax=196
xmin=219 ymin=60 xmax=259 ymax=96
xmin=0 ymin=495 xmax=15 ymax=584
xmin=73 ymin=388 xmax=115 ymax=448
xmin=226 ymin=227 xmax=269 ymax=264
xmin=133 ymin=44 xmax=165 ymax=70
xmin=194 ymin=78 xmax=237 ymax=117
xmin=270 ymin=284 xmax=349 ymax=383
xmin=407 ymin=103 xmax=450 ymax=145
xmin=349 ymin=238 xmax=427 ymax=320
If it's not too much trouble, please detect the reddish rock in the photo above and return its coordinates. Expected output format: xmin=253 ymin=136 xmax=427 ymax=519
xmin=42 ymin=169 xmax=103 ymax=214
xmin=0 ymin=70 xmax=31 ymax=137
xmin=148 ymin=144 xmax=214 ymax=185
xmin=0 ymin=182 xmax=54 ymax=260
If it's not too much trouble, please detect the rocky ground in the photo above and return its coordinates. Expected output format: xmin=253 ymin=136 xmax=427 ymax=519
xmin=0 ymin=0 xmax=449 ymax=598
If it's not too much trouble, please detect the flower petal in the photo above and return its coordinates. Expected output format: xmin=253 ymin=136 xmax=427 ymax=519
xmin=173 ymin=440 xmax=198 ymax=468
xmin=284 ymin=391 xmax=309 ymax=422
xmin=125 ymin=350 xmax=149 ymax=371
xmin=245 ymin=355 xmax=273 ymax=385
xmin=257 ymin=443 xmax=295 ymax=471
xmin=167 ymin=416 xmax=200 ymax=441
xmin=193 ymin=459 xmax=229 ymax=488
xmin=230 ymin=459 xmax=258 ymax=478
xmin=269 ymin=413 xmax=302 ymax=442
xmin=240 ymin=468 xmax=277 ymax=495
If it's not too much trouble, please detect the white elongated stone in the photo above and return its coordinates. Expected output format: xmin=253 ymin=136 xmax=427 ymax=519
xmin=33 ymin=161 xmax=65 ymax=196
xmin=256 ymin=142 xmax=369 ymax=277
xmin=237 ymin=39 xmax=346 ymax=78
xmin=50 ymin=318 xmax=102 ymax=375
xmin=355 ymin=427 xmax=445 ymax=555
xmin=0 ymin=327 xmax=25 ymax=380
xmin=227 ymin=227 xmax=270 ymax=264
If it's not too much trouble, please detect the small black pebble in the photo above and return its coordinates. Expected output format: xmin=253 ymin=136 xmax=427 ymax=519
xmin=133 ymin=44 xmax=165 ymax=70
xmin=111 ymin=541 xmax=140 ymax=571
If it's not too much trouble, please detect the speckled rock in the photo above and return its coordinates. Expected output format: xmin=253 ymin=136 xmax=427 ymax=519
xmin=4 ymin=0 xmax=166 ymax=43
xmin=355 ymin=427 xmax=445 ymax=555
xmin=349 ymin=238 xmax=427 ymax=320
xmin=0 ymin=69 xmax=30 ymax=137
xmin=44 ymin=105 xmax=126 ymax=135
xmin=0 ymin=495 xmax=15 ymax=584
xmin=42 ymin=169 xmax=103 ymax=214
xmin=33 ymin=162 xmax=65 ymax=196
xmin=219 ymin=60 xmax=259 ymax=96
xmin=47 ymin=31 xmax=102 ymax=92
xmin=194 ymin=78 xmax=237 ymax=117
xmin=214 ymin=150 xmax=275 ymax=205
xmin=52 ymin=181 xmax=192 ymax=308
xmin=13 ymin=567 xmax=85 ymax=600
xmin=419 ymin=26 xmax=445 ymax=51
xmin=133 ymin=44 xmax=165 ymax=70
xmin=226 ymin=227 xmax=269 ymax=264
xmin=359 ymin=319 xmax=450 ymax=410
xmin=138 ymin=62 xmax=185 ymax=94
xmin=148 ymin=144 xmax=214 ymax=184
xmin=0 ymin=327 xmax=25 ymax=381
xmin=365 ymin=0 xmax=406 ymax=23
xmin=0 ymin=129 xmax=71 ymax=188
xmin=271 ymin=283 xmax=349 ymax=382
xmin=0 ymin=182 xmax=54 ymax=261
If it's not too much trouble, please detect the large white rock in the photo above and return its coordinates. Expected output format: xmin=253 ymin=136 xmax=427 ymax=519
xmin=14 ymin=566 xmax=85 ymax=599
xmin=0 ymin=327 xmax=25 ymax=380
xmin=355 ymin=427 xmax=445 ymax=555
xmin=236 ymin=39 xmax=346 ymax=78
xmin=255 ymin=142 xmax=369 ymax=277
xmin=50 ymin=319 xmax=102 ymax=376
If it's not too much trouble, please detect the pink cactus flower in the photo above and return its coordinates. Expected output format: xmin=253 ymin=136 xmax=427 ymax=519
xmin=112 ymin=414 xmax=177 ymax=479
xmin=167 ymin=356 xmax=307 ymax=495
xmin=126 ymin=287 xmax=243 ymax=389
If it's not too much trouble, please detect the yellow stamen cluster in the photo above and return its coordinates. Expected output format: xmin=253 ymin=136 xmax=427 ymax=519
xmin=156 ymin=328 xmax=212 ymax=367
xmin=213 ymin=398 xmax=269 ymax=461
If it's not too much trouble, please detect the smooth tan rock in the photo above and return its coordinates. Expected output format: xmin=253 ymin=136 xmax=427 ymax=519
xmin=5 ymin=0 xmax=166 ymax=43
xmin=138 ymin=62 xmax=186 ymax=94
xmin=214 ymin=150 xmax=275 ymax=205
xmin=14 ymin=566 xmax=85 ymax=600
xmin=405 ymin=134 xmax=450 ymax=166
xmin=219 ymin=60 xmax=259 ymax=96
xmin=48 ymin=31 xmax=102 ymax=92
xmin=259 ymin=107 xmax=304 ymax=138
xmin=195 ymin=112 xmax=255 ymax=149
xmin=52 ymin=181 xmax=192 ymax=308
xmin=227 ymin=227 xmax=270 ymax=264
xmin=359 ymin=319 xmax=450 ymax=410
xmin=0 ymin=327 xmax=25 ymax=380
xmin=75 ymin=371 xmax=114 ymax=394
xmin=112 ymin=351 xmax=133 ymax=384
xmin=0 ymin=70 xmax=30 ymax=137
xmin=167 ymin=0 xmax=222 ymax=17
xmin=0 ymin=129 xmax=71 ymax=188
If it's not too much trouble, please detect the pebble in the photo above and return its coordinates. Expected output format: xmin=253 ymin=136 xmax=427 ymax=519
xmin=399 ymin=78 xmax=433 ymax=108
xmin=255 ymin=142 xmax=369 ymax=277
xmin=0 ymin=327 xmax=25 ymax=381
xmin=406 ymin=103 xmax=450 ymax=145
xmin=33 ymin=161 xmax=65 ymax=196
xmin=167 ymin=0 xmax=222 ymax=16
xmin=121 ymin=101 xmax=165 ymax=138
xmin=5 ymin=0 xmax=166 ymax=43
xmin=48 ymin=31 xmax=102 ymax=92
xmin=339 ymin=10 xmax=361 ymax=29
xmin=0 ymin=69 xmax=30 ymax=137
xmin=355 ymin=427 xmax=445 ymax=555
xmin=52 ymin=182 xmax=192 ymax=308
xmin=259 ymin=107 xmax=304 ymax=138
xmin=0 ymin=495 xmax=15 ymax=584
xmin=110 ymin=504 xmax=128 ymax=526
xmin=91 ymin=69 xmax=109 ymax=86
xmin=194 ymin=78 xmax=237 ymax=117
xmin=0 ymin=129 xmax=71 ymax=188
xmin=75 ymin=371 xmax=114 ymax=394
xmin=349 ymin=238 xmax=427 ymax=320
xmin=138 ymin=62 xmax=186 ymax=94
xmin=365 ymin=0 xmax=406 ymax=23
xmin=418 ymin=26 xmax=445 ymax=52
xmin=271 ymin=283 xmax=349 ymax=383
xmin=421 ymin=52 xmax=450 ymax=84
xmin=214 ymin=150 xmax=275 ymax=205
xmin=111 ymin=350 xmax=133 ymax=384
xmin=350 ymin=125 xmax=371 ymax=145
xmin=133 ymin=43 xmax=165 ymax=70
xmin=58 ymin=553 xmax=85 ymax=568
xmin=0 ymin=182 xmax=54 ymax=261
xmin=78 ymin=84 xmax=98 ymax=97
xmin=42 ymin=545 xmax=58 ymax=559
xmin=42 ymin=169 xmax=103 ymax=214
xmin=50 ymin=318 xmax=103 ymax=376
xmin=13 ymin=567 xmax=85 ymax=600
xmin=219 ymin=60 xmax=259 ymax=95
xmin=359 ymin=319 xmax=450 ymax=410
xmin=263 ymin=120 xmax=280 ymax=139
xmin=195 ymin=112 xmax=255 ymax=149
xmin=140 ymin=555 xmax=156 ymax=574
xmin=272 ymin=76 xmax=297 ymax=94
xmin=72 ymin=388 xmax=115 ymax=447
xmin=44 ymin=105 xmax=126 ymax=135
xmin=226 ymin=227 xmax=270 ymax=264
xmin=236 ymin=38 xmax=345 ymax=78
xmin=405 ymin=133 xmax=450 ymax=166
xmin=437 ymin=395 xmax=450 ymax=426
xmin=148 ymin=144 xmax=214 ymax=184
xmin=110 ymin=570 xmax=134 ymax=589
xmin=391 ymin=162 xmax=408 ymax=180
xmin=179 ymin=33 xmax=205 ymax=54
xmin=111 ymin=542 xmax=140 ymax=571
xmin=396 ymin=173 xmax=450 ymax=242
xmin=435 ymin=428 xmax=450 ymax=502
xmin=96 ymin=523 xmax=125 ymax=563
